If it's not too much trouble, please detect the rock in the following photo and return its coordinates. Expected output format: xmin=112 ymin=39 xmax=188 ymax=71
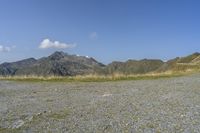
xmin=26 ymin=115 xmax=33 ymax=122
xmin=102 ymin=93 xmax=112 ymax=97
xmin=36 ymin=112 xmax=42 ymax=116
xmin=11 ymin=120 xmax=25 ymax=129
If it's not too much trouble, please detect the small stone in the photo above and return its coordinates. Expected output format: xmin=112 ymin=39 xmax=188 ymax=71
xmin=37 ymin=112 xmax=42 ymax=116
xmin=12 ymin=120 xmax=25 ymax=129
xmin=180 ymin=114 xmax=185 ymax=117
xmin=27 ymin=116 xmax=33 ymax=121
xmin=102 ymin=93 xmax=112 ymax=97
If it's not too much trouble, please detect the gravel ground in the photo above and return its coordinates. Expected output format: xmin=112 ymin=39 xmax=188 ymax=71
xmin=1 ymin=74 xmax=200 ymax=132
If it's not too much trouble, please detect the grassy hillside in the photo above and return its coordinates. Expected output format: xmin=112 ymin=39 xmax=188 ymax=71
xmin=158 ymin=52 xmax=200 ymax=72
xmin=103 ymin=59 xmax=164 ymax=75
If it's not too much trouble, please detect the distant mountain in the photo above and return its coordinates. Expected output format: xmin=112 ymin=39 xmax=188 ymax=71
xmin=0 ymin=51 xmax=105 ymax=76
xmin=0 ymin=58 xmax=37 ymax=75
xmin=0 ymin=52 xmax=200 ymax=76
xmin=102 ymin=59 xmax=164 ymax=75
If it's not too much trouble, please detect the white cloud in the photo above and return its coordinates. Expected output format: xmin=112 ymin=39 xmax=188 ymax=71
xmin=89 ymin=32 xmax=98 ymax=40
xmin=39 ymin=39 xmax=76 ymax=49
xmin=0 ymin=45 xmax=13 ymax=52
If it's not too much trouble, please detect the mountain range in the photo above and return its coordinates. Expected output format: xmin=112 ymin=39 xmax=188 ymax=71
xmin=0 ymin=51 xmax=200 ymax=76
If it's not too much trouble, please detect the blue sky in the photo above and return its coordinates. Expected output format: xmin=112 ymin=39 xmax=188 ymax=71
xmin=0 ymin=0 xmax=200 ymax=64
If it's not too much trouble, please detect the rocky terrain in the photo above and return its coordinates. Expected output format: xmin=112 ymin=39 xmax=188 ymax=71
xmin=1 ymin=74 xmax=200 ymax=132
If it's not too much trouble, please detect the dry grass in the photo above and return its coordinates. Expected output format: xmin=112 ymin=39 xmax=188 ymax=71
xmin=0 ymin=69 xmax=197 ymax=82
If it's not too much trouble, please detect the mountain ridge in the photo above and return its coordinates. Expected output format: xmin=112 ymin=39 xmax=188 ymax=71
xmin=0 ymin=51 xmax=200 ymax=76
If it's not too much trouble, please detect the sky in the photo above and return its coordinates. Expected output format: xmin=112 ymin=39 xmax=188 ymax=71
xmin=0 ymin=0 xmax=200 ymax=64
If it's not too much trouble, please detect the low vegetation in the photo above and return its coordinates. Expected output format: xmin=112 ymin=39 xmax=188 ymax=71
xmin=0 ymin=69 xmax=197 ymax=82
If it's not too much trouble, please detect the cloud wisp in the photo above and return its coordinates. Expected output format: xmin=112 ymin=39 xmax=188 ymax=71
xmin=39 ymin=39 xmax=76 ymax=49
xmin=0 ymin=45 xmax=15 ymax=52
xmin=89 ymin=32 xmax=98 ymax=40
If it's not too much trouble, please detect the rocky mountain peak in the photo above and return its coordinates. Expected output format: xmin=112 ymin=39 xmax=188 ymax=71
xmin=49 ymin=51 xmax=66 ymax=60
